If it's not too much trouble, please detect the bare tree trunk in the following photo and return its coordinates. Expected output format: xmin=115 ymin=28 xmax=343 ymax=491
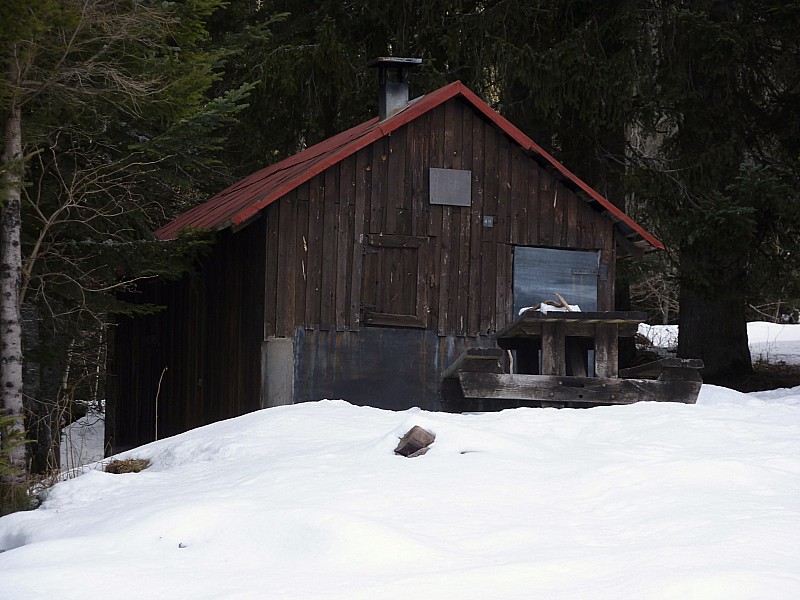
xmin=1 ymin=102 xmax=27 ymax=482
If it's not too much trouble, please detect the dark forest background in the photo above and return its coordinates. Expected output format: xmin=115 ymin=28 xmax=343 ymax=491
xmin=2 ymin=0 xmax=800 ymax=494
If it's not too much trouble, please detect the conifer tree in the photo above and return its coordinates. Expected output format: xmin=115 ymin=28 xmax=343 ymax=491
xmin=633 ymin=0 xmax=800 ymax=382
xmin=160 ymin=0 xmax=800 ymax=387
xmin=0 ymin=0 xmax=248 ymax=479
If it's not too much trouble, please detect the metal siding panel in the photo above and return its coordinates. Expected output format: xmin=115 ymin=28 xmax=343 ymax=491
xmin=294 ymin=328 xmax=494 ymax=411
xmin=512 ymin=247 xmax=600 ymax=314
xmin=429 ymin=168 xmax=472 ymax=206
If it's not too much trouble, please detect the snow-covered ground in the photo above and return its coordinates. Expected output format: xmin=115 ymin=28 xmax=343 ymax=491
xmin=1 ymin=322 xmax=798 ymax=599
xmin=746 ymin=322 xmax=800 ymax=365
xmin=639 ymin=321 xmax=800 ymax=365
xmin=54 ymin=322 xmax=800 ymax=473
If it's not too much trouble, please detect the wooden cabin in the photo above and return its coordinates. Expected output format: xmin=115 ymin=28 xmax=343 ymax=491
xmin=107 ymin=59 xmax=662 ymax=452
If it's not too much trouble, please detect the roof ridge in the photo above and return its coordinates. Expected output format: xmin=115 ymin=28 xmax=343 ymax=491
xmin=155 ymin=79 xmax=661 ymax=252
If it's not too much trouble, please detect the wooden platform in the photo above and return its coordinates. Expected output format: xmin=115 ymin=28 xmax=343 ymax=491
xmin=443 ymin=371 xmax=701 ymax=412
xmin=440 ymin=310 xmax=703 ymax=412
xmin=496 ymin=310 xmax=648 ymax=339
xmin=495 ymin=310 xmax=648 ymax=378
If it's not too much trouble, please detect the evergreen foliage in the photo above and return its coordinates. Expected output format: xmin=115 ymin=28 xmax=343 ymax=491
xmin=1 ymin=0 xmax=799 ymax=493
xmin=203 ymin=0 xmax=800 ymax=382
xmin=1 ymin=0 xmax=251 ymax=476
xmin=631 ymin=0 xmax=800 ymax=381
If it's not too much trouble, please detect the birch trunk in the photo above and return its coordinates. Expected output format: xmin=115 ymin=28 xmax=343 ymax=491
xmin=1 ymin=101 xmax=27 ymax=482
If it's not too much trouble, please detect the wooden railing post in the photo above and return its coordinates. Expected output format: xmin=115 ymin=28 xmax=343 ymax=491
xmin=541 ymin=321 xmax=566 ymax=375
xmin=594 ymin=323 xmax=619 ymax=378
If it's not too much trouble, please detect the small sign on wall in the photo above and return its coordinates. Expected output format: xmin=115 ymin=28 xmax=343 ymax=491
xmin=429 ymin=168 xmax=472 ymax=206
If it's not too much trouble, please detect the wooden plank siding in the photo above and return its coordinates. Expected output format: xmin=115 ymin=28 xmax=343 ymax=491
xmin=111 ymin=90 xmax=636 ymax=453
xmin=109 ymin=224 xmax=266 ymax=451
xmin=114 ymin=95 xmax=617 ymax=430
xmin=257 ymin=97 xmax=616 ymax=343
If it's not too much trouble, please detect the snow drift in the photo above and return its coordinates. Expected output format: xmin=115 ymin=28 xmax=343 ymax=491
xmin=2 ymin=385 xmax=800 ymax=599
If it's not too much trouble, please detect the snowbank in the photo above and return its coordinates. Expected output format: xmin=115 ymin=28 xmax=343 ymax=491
xmin=2 ymin=390 xmax=800 ymax=599
xmin=747 ymin=322 xmax=800 ymax=364
xmin=639 ymin=321 xmax=800 ymax=365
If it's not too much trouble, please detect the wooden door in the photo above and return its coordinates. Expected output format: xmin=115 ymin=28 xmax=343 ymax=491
xmin=361 ymin=234 xmax=429 ymax=328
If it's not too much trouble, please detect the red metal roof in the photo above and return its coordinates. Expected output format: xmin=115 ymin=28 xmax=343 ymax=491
xmin=156 ymin=81 xmax=663 ymax=252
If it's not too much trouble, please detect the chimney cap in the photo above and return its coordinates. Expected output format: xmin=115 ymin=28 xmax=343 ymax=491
xmin=368 ymin=57 xmax=422 ymax=120
xmin=367 ymin=57 xmax=423 ymax=69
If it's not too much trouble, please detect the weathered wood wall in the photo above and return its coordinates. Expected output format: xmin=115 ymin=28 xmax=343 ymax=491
xmin=111 ymin=96 xmax=619 ymax=451
xmin=264 ymin=96 xmax=615 ymax=340
xmin=108 ymin=224 xmax=266 ymax=452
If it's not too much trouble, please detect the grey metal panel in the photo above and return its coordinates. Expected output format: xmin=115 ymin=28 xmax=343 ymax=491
xmin=513 ymin=247 xmax=599 ymax=314
xmin=262 ymin=337 xmax=294 ymax=407
xmin=294 ymin=327 xmax=493 ymax=411
xmin=429 ymin=168 xmax=472 ymax=206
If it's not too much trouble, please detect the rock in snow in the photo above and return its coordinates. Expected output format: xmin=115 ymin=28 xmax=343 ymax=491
xmin=394 ymin=425 xmax=435 ymax=457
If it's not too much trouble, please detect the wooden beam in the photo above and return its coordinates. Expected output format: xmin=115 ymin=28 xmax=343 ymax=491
xmin=541 ymin=321 xmax=566 ymax=375
xmin=368 ymin=234 xmax=426 ymax=248
xmin=458 ymin=372 xmax=701 ymax=405
xmin=594 ymin=323 xmax=619 ymax=378
xmin=442 ymin=348 xmax=505 ymax=379
xmin=495 ymin=311 xmax=647 ymax=340
xmin=619 ymin=358 xmax=704 ymax=382
xmin=363 ymin=311 xmax=426 ymax=328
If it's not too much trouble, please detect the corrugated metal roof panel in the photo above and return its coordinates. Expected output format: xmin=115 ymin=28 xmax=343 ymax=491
xmin=156 ymin=81 xmax=662 ymax=252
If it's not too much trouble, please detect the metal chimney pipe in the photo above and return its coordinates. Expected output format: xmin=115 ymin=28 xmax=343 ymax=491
xmin=367 ymin=57 xmax=422 ymax=120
